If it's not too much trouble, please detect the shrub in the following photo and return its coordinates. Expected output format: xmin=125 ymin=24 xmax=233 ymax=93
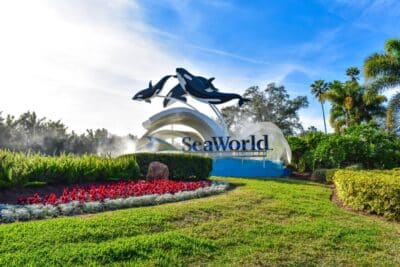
xmin=120 ymin=153 xmax=212 ymax=181
xmin=310 ymin=169 xmax=327 ymax=182
xmin=0 ymin=150 xmax=140 ymax=187
xmin=310 ymin=168 xmax=337 ymax=184
xmin=288 ymin=124 xmax=400 ymax=171
xmin=0 ymin=150 xmax=212 ymax=188
xmin=325 ymin=169 xmax=337 ymax=184
xmin=334 ymin=169 xmax=400 ymax=220
xmin=287 ymin=132 xmax=328 ymax=172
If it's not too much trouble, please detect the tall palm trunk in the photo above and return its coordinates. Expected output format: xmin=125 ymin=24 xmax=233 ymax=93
xmin=386 ymin=107 xmax=394 ymax=132
xmin=321 ymin=102 xmax=327 ymax=134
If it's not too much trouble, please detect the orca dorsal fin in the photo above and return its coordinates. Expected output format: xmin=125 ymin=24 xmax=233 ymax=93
xmin=149 ymin=81 xmax=153 ymax=88
xmin=208 ymin=77 xmax=215 ymax=83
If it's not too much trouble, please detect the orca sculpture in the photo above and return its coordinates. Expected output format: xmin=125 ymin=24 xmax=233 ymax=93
xmin=132 ymin=75 xmax=174 ymax=103
xmin=163 ymin=84 xmax=187 ymax=107
xmin=196 ymin=76 xmax=218 ymax=92
xmin=175 ymin=68 xmax=250 ymax=106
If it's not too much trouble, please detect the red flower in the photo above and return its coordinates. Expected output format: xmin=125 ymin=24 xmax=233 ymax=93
xmin=17 ymin=179 xmax=210 ymax=205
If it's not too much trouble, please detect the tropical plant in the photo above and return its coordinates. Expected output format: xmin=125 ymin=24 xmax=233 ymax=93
xmin=323 ymin=68 xmax=386 ymax=132
xmin=287 ymin=123 xmax=400 ymax=171
xmin=346 ymin=66 xmax=360 ymax=82
xmin=310 ymin=80 xmax=329 ymax=133
xmin=386 ymin=93 xmax=400 ymax=132
xmin=364 ymin=38 xmax=400 ymax=134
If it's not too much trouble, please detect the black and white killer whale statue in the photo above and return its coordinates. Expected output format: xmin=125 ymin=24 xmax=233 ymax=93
xmin=175 ymin=68 xmax=250 ymax=106
xmin=132 ymin=68 xmax=250 ymax=107
xmin=132 ymin=75 xmax=174 ymax=103
xmin=163 ymin=84 xmax=187 ymax=107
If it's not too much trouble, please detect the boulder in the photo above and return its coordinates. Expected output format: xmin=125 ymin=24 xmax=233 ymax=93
xmin=146 ymin=161 xmax=169 ymax=181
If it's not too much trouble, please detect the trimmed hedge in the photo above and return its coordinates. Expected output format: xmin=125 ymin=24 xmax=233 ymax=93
xmin=334 ymin=169 xmax=400 ymax=220
xmin=0 ymin=150 xmax=140 ymax=187
xmin=0 ymin=150 xmax=213 ymax=188
xmin=120 ymin=153 xmax=212 ymax=181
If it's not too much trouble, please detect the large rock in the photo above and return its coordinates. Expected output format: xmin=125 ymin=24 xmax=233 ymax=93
xmin=146 ymin=161 xmax=169 ymax=181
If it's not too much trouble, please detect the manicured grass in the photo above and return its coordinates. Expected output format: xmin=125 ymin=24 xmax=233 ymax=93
xmin=0 ymin=177 xmax=399 ymax=266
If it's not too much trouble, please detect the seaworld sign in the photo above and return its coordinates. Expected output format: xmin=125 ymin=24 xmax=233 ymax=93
xmin=132 ymin=67 xmax=292 ymax=177
xmin=182 ymin=135 xmax=269 ymax=152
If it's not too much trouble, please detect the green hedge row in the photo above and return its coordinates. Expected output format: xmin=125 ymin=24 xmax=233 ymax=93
xmin=0 ymin=150 xmax=212 ymax=188
xmin=334 ymin=169 xmax=400 ymax=220
xmin=0 ymin=150 xmax=140 ymax=188
xmin=120 ymin=153 xmax=212 ymax=181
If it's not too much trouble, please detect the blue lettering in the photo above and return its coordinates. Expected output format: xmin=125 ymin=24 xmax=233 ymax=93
xmin=212 ymin=136 xmax=230 ymax=151
xmin=229 ymin=139 xmax=241 ymax=151
xmin=182 ymin=137 xmax=192 ymax=151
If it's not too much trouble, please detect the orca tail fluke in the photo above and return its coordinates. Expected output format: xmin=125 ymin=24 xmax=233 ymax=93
xmin=239 ymin=97 xmax=251 ymax=107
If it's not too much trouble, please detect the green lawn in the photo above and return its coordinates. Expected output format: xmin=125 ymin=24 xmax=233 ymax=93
xmin=1 ymin=178 xmax=399 ymax=266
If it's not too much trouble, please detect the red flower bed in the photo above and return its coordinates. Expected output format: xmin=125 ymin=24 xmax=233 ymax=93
xmin=17 ymin=180 xmax=211 ymax=205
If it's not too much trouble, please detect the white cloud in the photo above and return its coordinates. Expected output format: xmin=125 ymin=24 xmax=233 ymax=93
xmin=0 ymin=0 xmax=327 ymax=139
xmin=0 ymin=0 xmax=190 ymax=135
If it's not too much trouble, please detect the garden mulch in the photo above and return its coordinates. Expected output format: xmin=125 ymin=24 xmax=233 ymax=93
xmin=0 ymin=181 xmax=115 ymax=204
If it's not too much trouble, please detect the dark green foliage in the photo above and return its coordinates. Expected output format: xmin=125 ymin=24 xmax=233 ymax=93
xmin=287 ymin=131 xmax=328 ymax=171
xmin=334 ymin=169 xmax=400 ymax=220
xmin=310 ymin=168 xmax=337 ymax=184
xmin=0 ymin=151 xmax=212 ymax=188
xmin=310 ymin=169 xmax=328 ymax=182
xmin=120 ymin=153 xmax=212 ymax=181
xmin=288 ymin=124 xmax=400 ymax=171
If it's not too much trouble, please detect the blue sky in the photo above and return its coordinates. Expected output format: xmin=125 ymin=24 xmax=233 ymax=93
xmin=137 ymin=0 xmax=400 ymax=130
xmin=0 ymin=0 xmax=399 ymax=134
xmin=138 ymin=0 xmax=399 ymax=88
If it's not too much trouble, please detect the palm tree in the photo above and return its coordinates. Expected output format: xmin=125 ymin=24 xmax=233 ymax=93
xmin=310 ymin=80 xmax=329 ymax=133
xmin=323 ymin=69 xmax=386 ymax=132
xmin=346 ymin=67 xmax=360 ymax=83
xmin=364 ymin=38 xmax=400 ymax=133
xmin=386 ymin=93 xmax=400 ymax=133
xmin=323 ymin=80 xmax=350 ymax=131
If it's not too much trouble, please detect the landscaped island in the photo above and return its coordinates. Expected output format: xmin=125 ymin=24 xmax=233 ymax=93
xmin=0 ymin=151 xmax=228 ymax=223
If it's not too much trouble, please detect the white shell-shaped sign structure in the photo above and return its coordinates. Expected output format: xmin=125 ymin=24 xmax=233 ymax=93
xmin=136 ymin=107 xmax=228 ymax=151
xmin=235 ymin=121 xmax=292 ymax=164
xmin=132 ymin=68 xmax=292 ymax=178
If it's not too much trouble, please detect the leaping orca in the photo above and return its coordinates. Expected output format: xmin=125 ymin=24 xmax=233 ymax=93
xmin=163 ymin=84 xmax=187 ymax=108
xmin=175 ymin=68 xmax=250 ymax=106
xmin=132 ymin=75 xmax=174 ymax=103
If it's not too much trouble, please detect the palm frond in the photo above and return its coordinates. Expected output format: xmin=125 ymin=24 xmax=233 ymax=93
xmin=364 ymin=54 xmax=398 ymax=80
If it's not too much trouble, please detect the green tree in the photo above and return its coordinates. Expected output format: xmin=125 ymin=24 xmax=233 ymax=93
xmin=364 ymin=38 xmax=400 ymax=133
xmin=0 ymin=110 xmax=137 ymax=155
xmin=221 ymin=83 xmax=309 ymax=135
xmin=310 ymin=80 xmax=329 ymax=133
xmin=386 ymin=93 xmax=400 ymax=133
xmin=346 ymin=66 xmax=360 ymax=83
xmin=323 ymin=68 xmax=386 ymax=132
